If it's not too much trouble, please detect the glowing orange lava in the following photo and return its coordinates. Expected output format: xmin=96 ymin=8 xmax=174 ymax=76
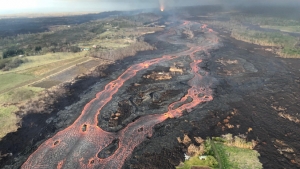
xmin=183 ymin=21 xmax=190 ymax=26
xmin=160 ymin=0 xmax=165 ymax=12
xmin=22 ymin=22 xmax=219 ymax=169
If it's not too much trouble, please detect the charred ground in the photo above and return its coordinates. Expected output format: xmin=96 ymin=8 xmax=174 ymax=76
xmin=123 ymin=28 xmax=300 ymax=169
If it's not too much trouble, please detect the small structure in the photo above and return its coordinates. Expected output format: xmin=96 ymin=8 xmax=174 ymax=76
xmin=199 ymin=155 xmax=207 ymax=160
xmin=184 ymin=154 xmax=190 ymax=160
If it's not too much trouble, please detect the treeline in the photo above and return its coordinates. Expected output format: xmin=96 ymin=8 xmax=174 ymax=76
xmin=0 ymin=20 xmax=107 ymax=57
xmin=232 ymin=15 xmax=300 ymax=27
xmin=231 ymin=30 xmax=300 ymax=58
xmin=91 ymin=41 xmax=155 ymax=61
xmin=0 ymin=15 xmax=154 ymax=58
xmin=0 ymin=57 xmax=28 ymax=71
xmin=2 ymin=46 xmax=43 ymax=59
xmin=2 ymin=48 xmax=24 ymax=58
xmin=207 ymin=20 xmax=300 ymax=58
xmin=0 ymin=12 xmax=162 ymax=70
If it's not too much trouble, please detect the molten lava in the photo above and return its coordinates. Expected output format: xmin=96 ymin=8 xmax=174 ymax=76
xmin=22 ymin=21 xmax=219 ymax=169
xmin=160 ymin=0 xmax=165 ymax=12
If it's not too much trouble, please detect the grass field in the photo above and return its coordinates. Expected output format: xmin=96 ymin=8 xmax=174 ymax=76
xmin=176 ymin=156 xmax=217 ymax=169
xmin=0 ymin=52 xmax=86 ymax=140
xmin=0 ymin=86 xmax=43 ymax=104
xmin=261 ymin=25 xmax=300 ymax=33
xmin=0 ymin=106 xmax=19 ymax=139
xmin=207 ymin=14 xmax=300 ymax=58
xmin=215 ymin=143 xmax=262 ymax=169
xmin=0 ymin=52 xmax=86 ymax=75
xmin=0 ymin=73 xmax=36 ymax=92
xmin=231 ymin=29 xmax=300 ymax=58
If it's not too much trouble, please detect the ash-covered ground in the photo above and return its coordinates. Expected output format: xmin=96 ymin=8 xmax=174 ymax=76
xmin=123 ymin=28 xmax=300 ymax=169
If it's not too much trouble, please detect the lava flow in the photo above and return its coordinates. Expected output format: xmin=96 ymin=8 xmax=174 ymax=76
xmin=22 ymin=21 xmax=220 ymax=169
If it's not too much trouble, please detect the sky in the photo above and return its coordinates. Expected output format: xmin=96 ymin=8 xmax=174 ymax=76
xmin=0 ymin=0 xmax=217 ymax=14
xmin=0 ymin=0 xmax=299 ymax=15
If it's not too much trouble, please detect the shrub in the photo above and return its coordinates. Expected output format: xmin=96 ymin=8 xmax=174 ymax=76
xmin=2 ymin=58 xmax=28 ymax=71
xmin=35 ymin=46 xmax=42 ymax=52
xmin=0 ymin=58 xmax=11 ymax=69
xmin=69 ymin=46 xmax=81 ymax=53
xmin=3 ymin=48 xmax=24 ymax=58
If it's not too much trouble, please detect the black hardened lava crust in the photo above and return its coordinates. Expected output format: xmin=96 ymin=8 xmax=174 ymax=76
xmin=123 ymin=32 xmax=300 ymax=169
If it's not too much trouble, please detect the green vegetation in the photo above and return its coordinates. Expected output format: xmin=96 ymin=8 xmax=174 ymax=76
xmin=0 ymin=15 xmax=161 ymax=59
xmin=232 ymin=15 xmax=300 ymax=27
xmin=231 ymin=29 xmax=300 ymax=58
xmin=177 ymin=136 xmax=219 ymax=169
xmin=0 ymin=58 xmax=12 ymax=69
xmin=176 ymin=156 xmax=217 ymax=169
xmin=2 ymin=48 xmax=24 ymax=58
xmin=231 ymin=29 xmax=296 ymax=46
xmin=1 ymin=52 xmax=85 ymax=75
xmin=0 ymin=106 xmax=19 ymax=139
xmin=215 ymin=143 xmax=262 ymax=169
xmin=261 ymin=25 xmax=300 ymax=33
xmin=207 ymin=14 xmax=300 ymax=58
xmin=177 ymin=134 xmax=262 ymax=169
xmin=213 ymin=133 xmax=257 ymax=151
xmin=0 ymin=73 xmax=35 ymax=92
xmin=0 ymin=86 xmax=43 ymax=104
xmin=212 ymin=134 xmax=261 ymax=169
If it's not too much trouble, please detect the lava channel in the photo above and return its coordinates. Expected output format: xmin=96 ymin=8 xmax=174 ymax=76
xmin=22 ymin=21 xmax=219 ymax=169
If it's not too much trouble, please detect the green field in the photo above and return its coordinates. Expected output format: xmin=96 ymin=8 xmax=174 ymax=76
xmin=0 ymin=73 xmax=36 ymax=92
xmin=215 ymin=143 xmax=262 ymax=169
xmin=176 ymin=155 xmax=217 ymax=169
xmin=176 ymin=134 xmax=262 ymax=169
xmin=0 ymin=86 xmax=43 ymax=104
xmin=231 ymin=28 xmax=300 ymax=58
xmin=0 ymin=52 xmax=85 ymax=75
xmin=207 ymin=14 xmax=300 ymax=58
xmin=261 ymin=25 xmax=300 ymax=33
xmin=0 ymin=106 xmax=19 ymax=139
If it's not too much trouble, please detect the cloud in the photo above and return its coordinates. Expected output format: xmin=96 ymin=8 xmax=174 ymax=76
xmin=1 ymin=0 xmax=300 ymax=15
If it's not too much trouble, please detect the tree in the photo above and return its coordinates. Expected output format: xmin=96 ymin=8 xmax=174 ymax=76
xmin=3 ymin=48 xmax=24 ymax=58
xmin=35 ymin=46 xmax=42 ymax=52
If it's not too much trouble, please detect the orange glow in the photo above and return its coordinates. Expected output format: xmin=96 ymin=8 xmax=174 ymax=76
xmin=183 ymin=21 xmax=190 ymax=25
xmin=22 ymin=21 xmax=219 ymax=169
xmin=160 ymin=0 xmax=165 ymax=12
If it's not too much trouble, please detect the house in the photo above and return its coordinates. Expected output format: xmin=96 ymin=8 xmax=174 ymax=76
xmin=184 ymin=154 xmax=190 ymax=160
xmin=199 ymin=155 xmax=207 ymax=160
